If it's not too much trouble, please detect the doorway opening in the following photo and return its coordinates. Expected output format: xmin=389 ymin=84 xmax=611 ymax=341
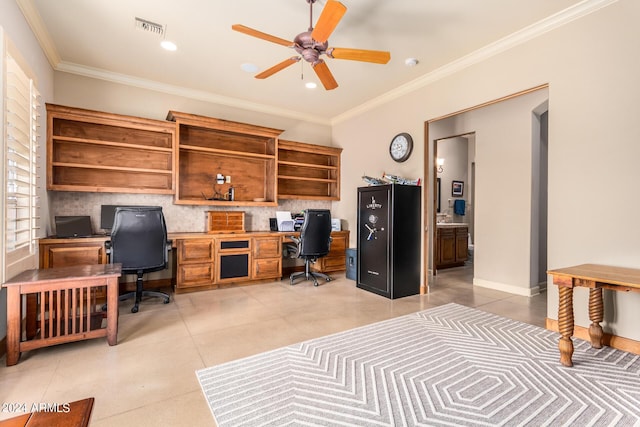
xmin=422 ymin=84 xmax=549 ymax=298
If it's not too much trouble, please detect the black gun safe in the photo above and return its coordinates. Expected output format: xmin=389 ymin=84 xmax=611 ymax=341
xmin=357 ymin=184 xmax=421 ymax=299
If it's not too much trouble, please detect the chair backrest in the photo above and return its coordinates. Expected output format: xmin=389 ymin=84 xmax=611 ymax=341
xmin=110 ymin=206 xmax=168 ymax=272
xmin=298 ymin=209 xmax=332 ymax=258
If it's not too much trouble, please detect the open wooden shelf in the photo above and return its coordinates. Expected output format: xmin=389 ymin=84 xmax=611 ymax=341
xmin=46 ymin=104 xmax=175 ymax=194
xmin=277 ymin=140 xmax=342 ymax=200
xmin=168 ymin=111 xmax=282 ymax=206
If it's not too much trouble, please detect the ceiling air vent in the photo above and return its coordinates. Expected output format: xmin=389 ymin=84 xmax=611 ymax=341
xmin=135 ymin=17 xmax=164 ymax=36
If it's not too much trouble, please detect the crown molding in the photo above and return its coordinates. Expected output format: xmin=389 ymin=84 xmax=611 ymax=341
xmin=330 ymin=0 xmax=618 ymax=125
xmin=16 ymin=0 xmax=60 ymax=67
xmin=55 ymin=61 xmax=331 ymax=126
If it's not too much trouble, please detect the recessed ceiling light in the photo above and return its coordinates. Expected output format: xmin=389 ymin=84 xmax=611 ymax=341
xmin=241 ymin=63 xmax=258 ymax=73
xmin=160 ymin=40 xmax=177 ymax=51
xmin=404 ymin=58 xmax=419 ymax=67
xmin=305 ymin=82 xmax=317 ymax=89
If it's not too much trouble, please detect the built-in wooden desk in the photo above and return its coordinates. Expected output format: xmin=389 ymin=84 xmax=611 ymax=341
xmin=548 ymin=263 xmax=640 ymax=367
xmin=38 ymin=230 xmax=349 ymax=294
xmin=3 ymin=264 xmax=121 ymax=366
xmin=172 ymin=230 xmax=349 ymax=292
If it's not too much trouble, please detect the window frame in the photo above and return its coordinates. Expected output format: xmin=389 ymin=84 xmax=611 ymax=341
xmin=1 ymin=30 xmax=41 ymax=282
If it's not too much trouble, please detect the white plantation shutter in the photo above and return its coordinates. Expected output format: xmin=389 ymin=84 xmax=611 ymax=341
xmin=2 ymin=37 xmax=41 ymax=281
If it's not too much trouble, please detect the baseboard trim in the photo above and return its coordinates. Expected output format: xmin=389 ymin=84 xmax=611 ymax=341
xmin=473 ymin=278 xmax=539 ymax=297
xmin=546 ymin=318 xmax=640 ymax=356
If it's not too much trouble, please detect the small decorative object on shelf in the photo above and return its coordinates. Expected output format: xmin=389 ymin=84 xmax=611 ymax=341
xmin=362 ymin=175 xmax=387 ymax=185
xmin=207 ymin=211 xmax=245 ymax=233
xmin=382 ymin=172 xmax=421 ymax=186
xmin=362 ymin=173 xmax=421 ymax=186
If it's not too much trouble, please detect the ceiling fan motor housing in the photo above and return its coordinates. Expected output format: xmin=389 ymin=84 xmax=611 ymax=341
xmin=294 ymin=31 xmax=328 ymax=64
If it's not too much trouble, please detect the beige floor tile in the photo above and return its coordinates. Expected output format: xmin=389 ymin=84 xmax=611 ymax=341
xmin=91 ymin=390 xmax=214 ymax=427
xmin=0 ymin=264 xmax=546 ymax=426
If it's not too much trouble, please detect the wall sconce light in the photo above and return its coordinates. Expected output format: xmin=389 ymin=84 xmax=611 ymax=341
xmin=436 ymin=158 xmax=444 ymax=173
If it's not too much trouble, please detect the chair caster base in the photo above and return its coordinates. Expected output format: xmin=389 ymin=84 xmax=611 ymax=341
xmin=131 ymin=305 xmax=139 ymax=313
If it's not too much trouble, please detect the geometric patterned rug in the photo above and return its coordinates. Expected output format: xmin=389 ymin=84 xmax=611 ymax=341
xmin=196 ymin=303 xmax=640 ymax=426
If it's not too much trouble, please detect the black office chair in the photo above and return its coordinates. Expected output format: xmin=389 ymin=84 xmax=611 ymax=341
xmin=290 ymin=209 xmax=333 ymax=287
xmin=106 ymin=207 xmax=171 ymax=313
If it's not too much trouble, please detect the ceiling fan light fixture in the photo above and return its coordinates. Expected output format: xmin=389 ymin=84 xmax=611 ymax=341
xmin=305 ymin=82 xmax=317 ymax=89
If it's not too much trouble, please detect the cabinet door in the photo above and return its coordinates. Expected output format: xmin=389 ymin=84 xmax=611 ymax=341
xmin=438 ymin=229 xmax=456 ymax=266
xmin=455 ymin=228 xmax=468 ymax=262
xmin=41 ymin=244 xmax=107 ymax=268
xmin=215 ymin=238 xmax=251 ymax=283
xmin=357 ymin=187 xmax=390 ymax=294
xmin=313 ymin=232 xmax=348 ymax=272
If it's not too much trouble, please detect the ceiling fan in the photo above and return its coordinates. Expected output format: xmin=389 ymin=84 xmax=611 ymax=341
xmin=232 ymin=0 xmax=391 ymax=90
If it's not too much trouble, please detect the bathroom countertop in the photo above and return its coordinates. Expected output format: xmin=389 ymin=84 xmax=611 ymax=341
xmin=436 ymin=223 xmax=469 ymax=228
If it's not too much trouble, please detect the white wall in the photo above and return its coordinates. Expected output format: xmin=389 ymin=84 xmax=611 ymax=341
xmin=333 ymin=0 xmax=640 ymax=339
xmin=0 ymin=1 xmax=54 ymax=343
xmin=431 ymin=89 xmax=549 ymax=296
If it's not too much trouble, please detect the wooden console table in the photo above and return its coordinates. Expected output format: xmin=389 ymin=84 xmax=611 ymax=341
xmin=548 ymin=263 xmax=640 ymax=367
xmin=2 ymin=264 xmax=121 ymax=366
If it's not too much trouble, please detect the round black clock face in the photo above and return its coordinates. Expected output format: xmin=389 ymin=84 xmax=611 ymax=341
xmin=389 ymin=133 xmax=413 ymax=162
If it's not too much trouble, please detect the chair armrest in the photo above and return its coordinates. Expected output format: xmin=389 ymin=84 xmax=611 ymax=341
xmin=166 ymin=239 xmax=173 ymax=251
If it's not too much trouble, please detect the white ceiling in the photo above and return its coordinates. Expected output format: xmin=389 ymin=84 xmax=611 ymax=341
xmin=20 ymin=0 xmax=591 ymax=123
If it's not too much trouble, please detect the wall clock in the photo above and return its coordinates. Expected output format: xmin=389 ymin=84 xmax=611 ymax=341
xmin=389 ymin=133 xmax=413 ymax=162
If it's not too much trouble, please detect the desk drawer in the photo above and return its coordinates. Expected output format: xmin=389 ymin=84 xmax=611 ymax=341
xmin=177 ymin=239 xmax=214 ymax=263
xmin=253 ymin=237 xmax=281 ymax=259
xmin=253 ymin=258 xmax=282 ymax=279
xmin=178 ymin=263 xmax=214 ymax=288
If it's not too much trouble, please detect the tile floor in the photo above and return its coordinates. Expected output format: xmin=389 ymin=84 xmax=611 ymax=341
xmin=0 ymin=266 xmax=547 ymax=426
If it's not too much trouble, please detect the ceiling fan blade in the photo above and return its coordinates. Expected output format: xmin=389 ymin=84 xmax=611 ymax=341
xmin=311 ymin=0 xmax=347 ymax=43
xmin=232 ymin=24 xmax=293 ymax=47
xmin=327 ymin=47 xmax=391 ymax=64
xmin=255 ymin=57 xmax=301 ymax=79
xmin=312 ymin=60 xmax=338 ymax=90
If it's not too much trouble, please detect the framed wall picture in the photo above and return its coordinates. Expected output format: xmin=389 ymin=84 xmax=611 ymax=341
xmin=452 ymin=180 xmax=464 ymax=197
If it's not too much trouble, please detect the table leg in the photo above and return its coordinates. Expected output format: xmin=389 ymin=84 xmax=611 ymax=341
xmin=105 ymin=277 xmax=118 ymax=346
xmin=588 ymin=287 xmax=604 ymax=348
xmin=557 ymin=285 xmax=574 ymax=367
xmin=6 ymin=287 xmax=22 ymax=366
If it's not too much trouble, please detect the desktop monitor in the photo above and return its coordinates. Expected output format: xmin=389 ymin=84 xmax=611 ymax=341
xmin=100 ymin=205 xmax=155 ymax=231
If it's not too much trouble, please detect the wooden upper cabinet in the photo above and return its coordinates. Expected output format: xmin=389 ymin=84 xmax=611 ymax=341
xmin=46 ymin=104 xmax=175 ymax=194
xmin=278 ymin=140 xmax=342 ymax=200
xmin=167 ymin=111 xmax=283 ymax=206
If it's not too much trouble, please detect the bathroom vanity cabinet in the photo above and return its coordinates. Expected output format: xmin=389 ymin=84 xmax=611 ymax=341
xmin=436 ymin=224 xmax=468 ymax=269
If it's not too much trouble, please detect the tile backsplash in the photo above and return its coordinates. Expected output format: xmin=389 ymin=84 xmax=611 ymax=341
xmin=48 ymin=192 xmax=331 ymax=236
